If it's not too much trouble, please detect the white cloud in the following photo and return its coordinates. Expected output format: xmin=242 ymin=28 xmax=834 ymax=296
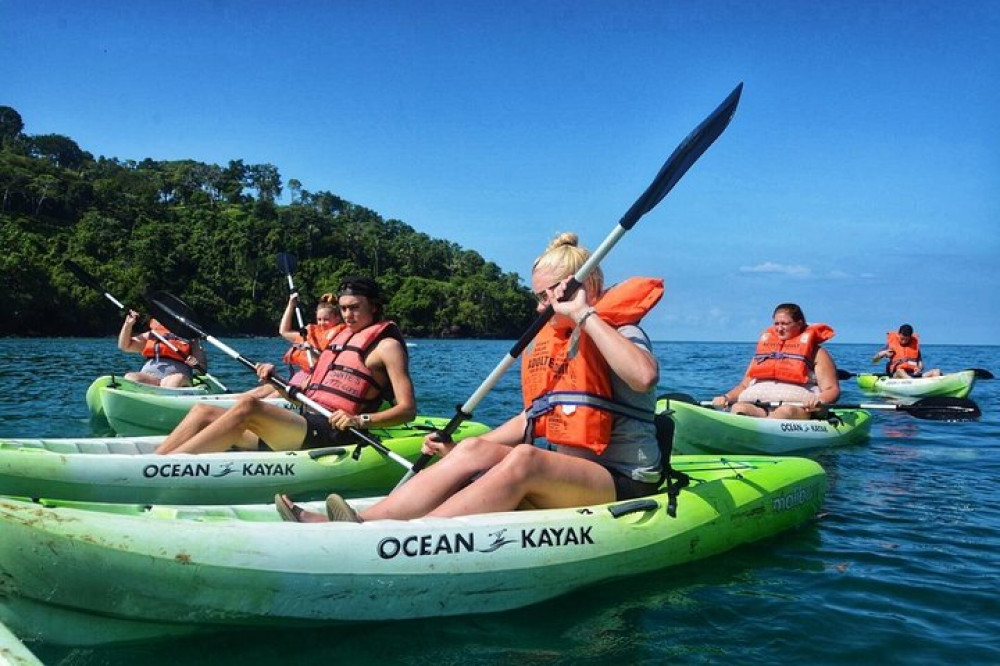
xmin=738 ymin=262 xmax=811 ymax=277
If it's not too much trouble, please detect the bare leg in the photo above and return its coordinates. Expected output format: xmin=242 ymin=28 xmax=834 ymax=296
xmin=124 ymin=371 xmax=161 ymax=386
xmin=730 ymin=402 xmax=768 ymax=418
xmin=361 ymin=436 xmax=513 ymax=520
xmin=156 ymin=404 xmax=228 ymax=454
xmin=166 ymin=397 xmax=307 ymax=455
xmin=769 ymin=405 xmax=810 ymax=420
xmin=429 ymin=446 xmax=616 ymax=517
xmin=242 ymin=384 xmax=278 ymax=399
xmin=159 ymin=373 xmax=193 ymax=388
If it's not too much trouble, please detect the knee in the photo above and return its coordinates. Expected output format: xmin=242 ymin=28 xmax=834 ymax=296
xmin=230 ymin=395 xmax=263 ymax=417
xmin=492 ymin=445 xmax=544 ymax=485
xmin=160 ymin=374 xmax=188 ymax=388
xmin=188 ymin=403 xmax=225 ymax=424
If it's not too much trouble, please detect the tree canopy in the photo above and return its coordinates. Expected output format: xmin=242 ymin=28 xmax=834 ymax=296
xmin=0 ymin=105 xmax=537 ymax=338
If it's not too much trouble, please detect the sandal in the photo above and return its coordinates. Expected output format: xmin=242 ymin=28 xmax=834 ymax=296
xmin=275 ymin=493 xmax=305 ymax=523
xmin=325 ymin=493 xmax=362 ymax=523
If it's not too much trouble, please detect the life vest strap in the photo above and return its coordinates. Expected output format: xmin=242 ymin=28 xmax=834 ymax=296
xmin=524 ymin=391 xmax=655 ymax=424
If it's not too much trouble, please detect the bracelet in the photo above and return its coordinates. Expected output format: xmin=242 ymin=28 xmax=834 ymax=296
xmin=575 ymin=307 xmax=597 ymax=328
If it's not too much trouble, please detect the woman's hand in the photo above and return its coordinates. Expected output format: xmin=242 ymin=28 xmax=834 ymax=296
xmin=546 ymin=278 xmax=589 ymax=323
xmin=254 ymin=363 xmax=275 ymax=382
xmin=420 ymin=432 xmax=455 ymax=458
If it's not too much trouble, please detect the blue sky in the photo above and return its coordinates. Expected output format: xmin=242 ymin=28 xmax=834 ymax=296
xmin=3 ymin=1 xmax=997 ymax=345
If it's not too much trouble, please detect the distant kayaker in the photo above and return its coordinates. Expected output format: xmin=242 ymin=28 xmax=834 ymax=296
xmin=277 ymin=232 xmax=666 ymax=523
xmin=279 ymin=291 xmax=344 ymax=382
xmin=710 ymin=303 xmax=840 ymax=420
xmin=154 ymin=276 xmax=416 ymax=454
xmin=117 ymin=311 xmax=208 ymax=388
xmin=871 ymin=324 xmax=942 ymax=378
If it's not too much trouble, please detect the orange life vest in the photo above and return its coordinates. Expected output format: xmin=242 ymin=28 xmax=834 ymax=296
xmin=282 ymin=323 xmax=346 ymax=372
xmin=304 ymin=321 xmax=404 ymax=415
xmin=141 ymin=319 xmax=192 ymax=363
xmin=521 ymin=277 xmax=663 ymax=454
xmin=747 ymin=323 xmax=834 ymax=385
xmin=886 ymin=331 xmax=920 ymax=374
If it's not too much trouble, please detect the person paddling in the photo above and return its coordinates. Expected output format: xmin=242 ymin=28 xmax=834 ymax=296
xmin=277 ymin=232 xmax=666 ymax=523
xmin=711 ymin=303 xmax=840 ymax=420
xmin=117 ymin=311 xmax=208 ymax=388
xmin=155 ymin=276 xmax=416 ymax=454
xmin=871 ymin=324 xmax=942 ymax=378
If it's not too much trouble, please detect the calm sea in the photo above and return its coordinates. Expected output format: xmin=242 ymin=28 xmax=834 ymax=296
xmin=1 ymin=338 xmax=998 ymax=665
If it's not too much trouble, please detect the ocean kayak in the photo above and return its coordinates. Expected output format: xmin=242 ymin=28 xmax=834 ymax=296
xmin=661 ymin=398 xmax=872 ymax=456
xmin=0 ymin=417 xmax=489 ymax=504
xmin=0 ymin=455 xmax=825 ymax=644
xmin=102 ymin=389 xmax=296 ymax=436
xmin=856 ymin=370 xmax=975 ymax=400
xmin=85 ymin=374 xmax=227 ymax=428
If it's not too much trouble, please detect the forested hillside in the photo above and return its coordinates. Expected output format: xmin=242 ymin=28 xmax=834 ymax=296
xmin=0 ymin=105 xmax=536 ymax=337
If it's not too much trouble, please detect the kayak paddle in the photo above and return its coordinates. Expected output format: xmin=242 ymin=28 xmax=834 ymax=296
xmin=838 ymin=368 xmax=992 ymax=380
xmin=660 ymin=392 xmax=980 ymax=421
xmin=751 ymin=397 xmax=980 ymax=422
xmin=398 ymin=82 xmax=745 ymax=485
xmin=146 ymin=291 xmax=412 ymax=469
xmin=276 ymin=252 xmax=315 ymax=367
xmin=64 ymin=259 xmax=227 ymax=391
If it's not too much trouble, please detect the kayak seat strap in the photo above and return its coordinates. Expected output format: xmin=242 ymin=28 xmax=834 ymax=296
xmin=655 ymin=409 xmax=690 ymax=518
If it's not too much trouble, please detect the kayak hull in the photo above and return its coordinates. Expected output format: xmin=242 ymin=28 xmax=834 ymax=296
xmin=662 ymin=399 xmax=872 ymax=456
xmin=0 ymin=417 xmax=489 ymax=504
xmin=85 ymin=374 xmax=224 ymax=429
xmin=0 ymin=455 xmax=826 ymax=644
xmin=856 ymin=370 xmax=975 ymax=400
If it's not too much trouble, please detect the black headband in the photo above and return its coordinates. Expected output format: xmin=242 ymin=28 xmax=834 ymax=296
xmin=338 ymin=277 xmax=380 ymax=299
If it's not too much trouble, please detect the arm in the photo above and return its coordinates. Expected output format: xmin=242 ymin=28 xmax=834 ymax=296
xmin=347 ymin=337 xmax=417 ymax=429
xmin=547 ymin=280 xmax=658 ymax=391
xmin=279 ymin=294 xmax=304 ymax=343
xmin=872 ymin=346 xmax=893 ymax=362
xmin=714 ymin=359 xmax=755 ymax=407
xmin=189 ymin=339 xmax=208 ymax=371
xmin=117 ymin=310 xmax=146 ymax=354
xmin=812 ymin=348 xmax=841 ymax=405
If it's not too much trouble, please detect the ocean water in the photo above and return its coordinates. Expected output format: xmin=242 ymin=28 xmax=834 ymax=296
xmin=0 ymin=338 xmax=997 ymax=665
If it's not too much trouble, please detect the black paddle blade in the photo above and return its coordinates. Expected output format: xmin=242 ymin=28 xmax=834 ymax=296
xmin=276 ymin=252 xmax=297 ymax=275
xmin=905 ymin=397 xmax=981 ymax=422
xmin=618 ymin=82 xmax=743 ymax=230
xmin=836 ymin=369 xmax=857 ymax=380
xmin=145 ymin=291 xmax=205 ymax=339
xmin=658 ymin=392 xmax=698 ymax=405
xmin=64 ymin=259 xmax=104 ymax=292
xmin=970 ymin=368 xmax=994 ymax=380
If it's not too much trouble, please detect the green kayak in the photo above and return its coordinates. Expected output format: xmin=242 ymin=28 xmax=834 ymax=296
xmin=660 ymin=398 xmax=872 ymax=456
xmin=0 ymin=455 xmax=825 ymax=645
xmin=0 ymin=416 xmax=489 ymax=504
xmin=856 ymin=370 xmax=975 ymax=400
xmin=85 ymin=374 xmax=227 ymax=430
